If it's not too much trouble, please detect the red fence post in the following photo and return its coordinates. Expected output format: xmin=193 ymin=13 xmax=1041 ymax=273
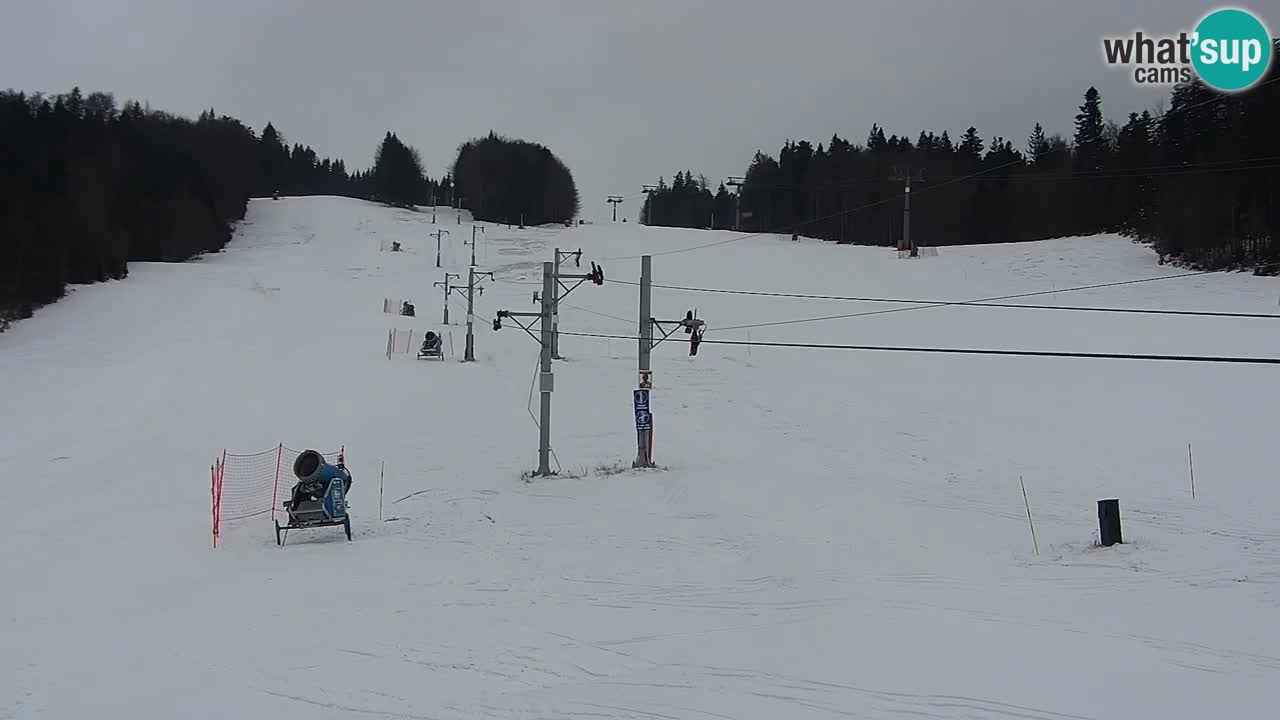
xmin=217 ymin=453 xmax=225 ymax=544
xmin=212 ymin=451 xmax=226 ymax=548
xmin=211 ymin=461 xmax=218 ymax=548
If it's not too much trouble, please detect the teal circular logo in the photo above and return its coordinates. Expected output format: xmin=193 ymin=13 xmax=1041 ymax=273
xmin=1191 ymin=8 xmax=1273 ymax=92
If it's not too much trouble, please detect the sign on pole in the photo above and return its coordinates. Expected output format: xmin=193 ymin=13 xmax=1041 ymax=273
xmin=633 ymin=388 xmax=651 ymax=431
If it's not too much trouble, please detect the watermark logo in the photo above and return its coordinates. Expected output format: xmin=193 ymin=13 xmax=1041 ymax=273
xmin=1102 ymin=7 xmax=1273 ymax=92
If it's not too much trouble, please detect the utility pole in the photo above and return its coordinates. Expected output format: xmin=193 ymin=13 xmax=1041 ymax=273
xmin=431 ymin=191 xmax=437 ymax=224
xmin=890 ymin=166 xmax=925 ymax=257
xmin=536 ymin=264 xmax=552 ymax=475
xmin=493 ymin=262 xmax=556 ymax=477
xmin=607 ymin=195 xmax=624 ymax=222
xmin=434 ymin=272 xmax=459 ymax=325
xmin=726 ymin=176 xmax=745 ymax=231
xmin=432 ymin=229 xmax=450 ymax=268
xmin=550 ymin=247 xmax=589 ymax=360
xmin=641 ymin=185 xmax=658 ymax=225
xmin=632 ymin=254 xmax=706 ymax=469
xmin=634 ymin=255 xmax=654 ymax=467
xmin=467 ymin=225 xmax=485 ymax=267
xmin=494 ymin=257 xmax=603 ymax=475
xmin=464 ymin=266 xmax=493 ymax=362
xmin=456 ymin=195 xmax=466 ymax=225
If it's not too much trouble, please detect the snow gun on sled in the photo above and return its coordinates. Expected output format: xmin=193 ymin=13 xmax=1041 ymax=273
xmin=276 ymin=449 xmax=352 ymax=545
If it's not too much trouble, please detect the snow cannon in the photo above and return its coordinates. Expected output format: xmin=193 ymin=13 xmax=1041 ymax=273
xmin=277 ymin=449 xmax=352 ymax=546
xmin=293 ymin=449 xmax=351 ymax=492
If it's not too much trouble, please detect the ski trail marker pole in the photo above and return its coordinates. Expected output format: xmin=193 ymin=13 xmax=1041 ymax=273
xmin=1020 ymin=475 xmax=1039 ymax=556
xmin=1188 ymin=443 xmax=1195 ymax=499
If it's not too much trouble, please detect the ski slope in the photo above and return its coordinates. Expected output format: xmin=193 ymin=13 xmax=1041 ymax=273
xmin=3 ymin=195 xmax=1279 ymax=719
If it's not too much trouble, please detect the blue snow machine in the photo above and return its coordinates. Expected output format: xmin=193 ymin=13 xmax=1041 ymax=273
xmin=276 ymin=449 xmax=352 ymax=545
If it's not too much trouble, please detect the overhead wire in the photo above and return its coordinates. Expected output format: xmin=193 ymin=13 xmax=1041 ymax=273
xmin=560 ymin=302 xmax=634 ymax=328
xmin=602 ymin=270 xmax=1220 ymax=332
xmin=604 ymin=272 xmax=1277 ymax=322
xmin=556 ymin=329 xmax=1280 ymax=366
xmin=490 ymin=255 xmax=1248 ymax=335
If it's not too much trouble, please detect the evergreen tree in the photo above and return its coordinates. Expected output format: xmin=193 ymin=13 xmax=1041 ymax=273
xmin=370 ymin=131 xmax=427 ymax=207
xmin=959 ymin=126 xmax=985 ymax=160
xmin=1072 ymin=86 xmax=1114 ymax=231
xmin=1073 ymin=87 xmax=1107 ymax=171
xmin=1027 ymin=122 xmax=1050 ymax=165
xmin=257 ymin=123 xmax=289 ymax=195
xmin=1113 ymin=111 xmax=1155 ymax=237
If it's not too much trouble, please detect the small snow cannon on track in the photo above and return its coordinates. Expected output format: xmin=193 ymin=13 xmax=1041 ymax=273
xmin=417 ymin=331 xmax=444 ymax=360
xmin=276 ymin=449 xmax=352 ymax=545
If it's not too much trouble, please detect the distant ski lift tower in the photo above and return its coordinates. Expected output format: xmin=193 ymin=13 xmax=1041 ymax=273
xmin=890 ymin=166 xmax=925 ymax=257
xmin=725 ymin=176 xmax=746 ymax=230
xmin=641 ymin=185 xmax=658 ymax=225
xmin=467 ymin=225 xmax=485 ymax=267
xmin=434 ymin=272 xmax=459 ymax=325
xmin=431 ymin=229 xmax=450 ymax=268
xmin=607 ymin=195 xmax=624 ymax=222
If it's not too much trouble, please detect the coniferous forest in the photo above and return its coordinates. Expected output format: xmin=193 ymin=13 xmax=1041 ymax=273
xmin=451 ymin=132 xmax=581 ymax=227
xmin=643 ymin=41 xmax=1280 ymax=274
xmin=0 ymin=90 xmax=564 ymax=329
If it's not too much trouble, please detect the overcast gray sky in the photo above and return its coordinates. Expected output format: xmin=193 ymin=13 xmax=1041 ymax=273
xmin=1 ymin=0 xmax=1239 ymax=220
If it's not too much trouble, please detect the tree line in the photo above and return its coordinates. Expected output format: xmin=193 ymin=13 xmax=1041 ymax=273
xmin=0 ymin=87 xmax=579 ymax=330
xmin=645 ymin=42 xmax=1279 ymax=273
xmin=639 ymin=172 xmax=736 ymax=230
xmin=1 ymin=89 xmax=258 ymax=329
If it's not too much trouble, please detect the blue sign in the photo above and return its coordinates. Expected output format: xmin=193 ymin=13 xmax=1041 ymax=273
xmin=635 ymin=409 xmax=652 ymax=431
xmin=633 ymin=389 xmax=649 ymax=410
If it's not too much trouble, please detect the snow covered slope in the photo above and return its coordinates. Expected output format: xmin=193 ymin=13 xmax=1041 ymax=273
xmin=3 ymin=195 xmax=1279 ymax=719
